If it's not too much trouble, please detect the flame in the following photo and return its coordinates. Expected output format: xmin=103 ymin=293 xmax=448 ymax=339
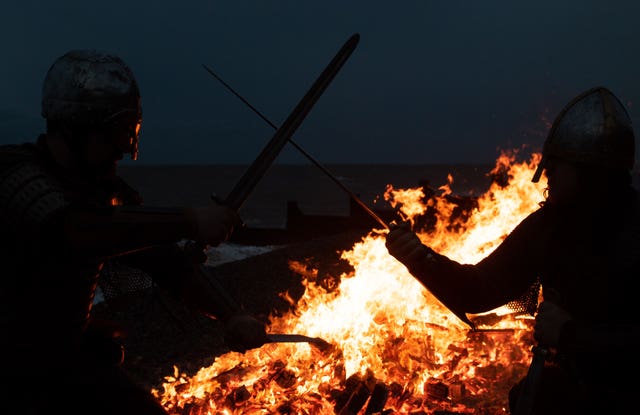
xmin=154 ymin=149 xmax=546 ymax=414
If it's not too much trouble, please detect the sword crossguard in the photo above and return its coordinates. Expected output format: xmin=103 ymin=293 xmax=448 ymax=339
xmin=210 ymin=192 xmax=245 ymax=230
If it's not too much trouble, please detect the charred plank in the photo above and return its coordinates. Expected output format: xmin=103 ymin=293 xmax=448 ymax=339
xmin=364 ymin=381 xmax=389 ymax=414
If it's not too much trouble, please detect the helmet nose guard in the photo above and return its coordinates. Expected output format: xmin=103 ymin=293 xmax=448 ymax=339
xmin=532 ymin=86 xmax=635 ymax=183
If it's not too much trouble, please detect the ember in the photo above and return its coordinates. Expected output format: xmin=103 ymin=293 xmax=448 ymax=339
xmin=153 ymin=149 xmax=545 ymax=414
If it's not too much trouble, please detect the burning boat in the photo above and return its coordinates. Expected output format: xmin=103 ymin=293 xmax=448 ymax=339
xmin=149 ymin=150 xmax=545 ymax=415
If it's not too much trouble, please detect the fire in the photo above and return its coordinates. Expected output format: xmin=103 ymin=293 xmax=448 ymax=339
xmin=154 ymin=149 xmax=546 ymax=414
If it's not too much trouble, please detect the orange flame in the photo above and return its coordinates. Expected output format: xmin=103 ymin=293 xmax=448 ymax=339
xmin=154 ymin=149 xmax=546 ymax=414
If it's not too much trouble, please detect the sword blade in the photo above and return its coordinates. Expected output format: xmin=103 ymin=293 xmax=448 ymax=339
xmin=224 ymin=33 xmax=360 ymax=210
xmin=203 ymin=62 xmax=389 ymax=229
xmin=266 ymin=333 xmax=324 ymax=344
xmin=266 ymin=333 xmax=333 ymax=353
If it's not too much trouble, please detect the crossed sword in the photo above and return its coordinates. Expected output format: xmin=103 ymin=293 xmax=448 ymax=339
xmin=201 ymin=59 xmax=388 ymax=230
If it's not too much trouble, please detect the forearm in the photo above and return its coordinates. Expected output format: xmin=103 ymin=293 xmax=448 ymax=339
xmin=63 ymin=205 xmax=198 ymax=260
xmin=122 ymin=245 xmax=240 ymax=321
xmin=408 ymin=249 xmax=505 ymax=315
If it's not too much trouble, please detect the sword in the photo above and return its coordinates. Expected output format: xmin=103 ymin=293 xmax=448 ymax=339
xmin=202 ymin=62 xmax=389 ymax=229
xmin=267 ymin=333 xmax=329 ymax=346
xmin=223 ymin=33 xmax=360 ymax=211
xmin=192 ymin=34 xmax=360 ymax=339
xmin=266 ymin=333 xmax=334 ymax=353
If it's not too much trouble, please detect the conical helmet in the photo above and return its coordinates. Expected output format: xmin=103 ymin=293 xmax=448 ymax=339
xmin=532 ymin=86 xmax=635 ymax=182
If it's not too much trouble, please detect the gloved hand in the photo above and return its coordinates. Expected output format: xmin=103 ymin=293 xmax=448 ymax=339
xmin=223 ymin=313 xmax=269 ymax=353
xmin=385 ymin=221 xmax=431 ymax=269
xmin=188 ymin=200 xmax=241 ymax=246
xmin=534 ymin=301 xmax=572 ymax=347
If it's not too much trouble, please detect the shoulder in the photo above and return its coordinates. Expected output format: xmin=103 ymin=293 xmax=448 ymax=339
xmin=512 ymin=205 xmax=549 ymax=232
xmin=0 ymin=143 xmax=39 ymax=170
xmin=0 ymin=142 xmax=52 ymax=186
xmin=497 ymin=206 xmax=552 ymax=251
xmin=0 ymin=142 xmax=68 ymax=228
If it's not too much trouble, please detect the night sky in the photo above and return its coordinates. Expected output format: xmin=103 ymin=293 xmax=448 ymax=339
xmin=2 ymin=0 xmax=639 ymax=166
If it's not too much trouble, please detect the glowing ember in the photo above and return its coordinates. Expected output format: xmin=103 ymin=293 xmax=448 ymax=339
xmin=154 ymin=149 xmax=546 ymax=414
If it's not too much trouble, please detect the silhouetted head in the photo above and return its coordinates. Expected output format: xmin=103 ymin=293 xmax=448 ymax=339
xmin=42 ymin=49 xmax=142 ymax=174
xmin=532 ymin=87 xmax=635 ymax=206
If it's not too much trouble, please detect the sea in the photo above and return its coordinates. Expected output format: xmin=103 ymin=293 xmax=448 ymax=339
xmin=95 ymin=163 xmax=496 ymax=304
xmin=98 ymin=162 xmax=640 ymax=304
xmin=116 ymin=163 xmax=496 ymax=230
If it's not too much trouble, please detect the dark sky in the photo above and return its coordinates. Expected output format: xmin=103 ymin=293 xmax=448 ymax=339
xmin=2 ymin=0 xmax=639 ymax=165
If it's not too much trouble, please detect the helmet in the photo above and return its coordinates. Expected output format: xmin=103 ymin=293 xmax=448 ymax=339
xmin=532 ymin=86 xmax=635 ymax=182
xmin=41 ymin=49 xmax=142 ymax=159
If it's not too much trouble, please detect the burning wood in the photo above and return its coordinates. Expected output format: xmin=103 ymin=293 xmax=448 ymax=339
xmin=426 ymin=379 xmax=449 ymax=401
xmin=152 ymin=150 xmax=544 ymax=414
xmin=334 ymin=371 xmax=376 ymax=414
xmin=364 ymin=381 xmax=390 ymax=414
xmin=226 ymin=384 xmax=251 ymax=406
